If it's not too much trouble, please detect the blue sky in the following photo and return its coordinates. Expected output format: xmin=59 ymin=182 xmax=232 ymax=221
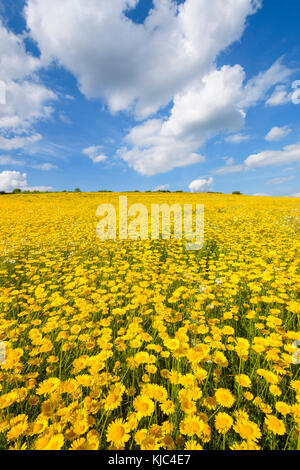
xmin=0 ymin=0 xmax=299 ymax=195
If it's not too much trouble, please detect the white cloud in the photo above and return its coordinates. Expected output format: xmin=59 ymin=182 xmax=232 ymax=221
xmin=225 ymin=157 xmax=235 ymax=165
xmin=119 ymin=118 xmax=207 ymax=175
xmin=253 ymin=193 xmax=271 ymax=197
xmin=265 ymin=126 xmax=291 ymax=141
xmin=120 ymin=58 xmax=295 ymax=175
xmin=189 ymin=177 xmax=214 ymax=192
xmin=225 ymin=133 xmax=250 ymax=144
xmin=25 ymin=0 xmax=261 ymax=119
xmin=291 ymin=193 xmax=300 ymax=197
xmin=266 ymin=85 xmax=291 ymax=106
xmin=0 ymin=24 xmax=58 ymax=194
xmin=214 ymin=164 xmax=244 ymax=175
xmin=24 ymin=1 xmax=299 ymax=177
xmin=241 ymin=58 xmax=294 ymax=107
xmin=0 ymin=170 xmax=27 ymax=192
xmin=0 ymin=20 xmax=40 ymax=83
xmin=266 ymin=81 xmax=300 ymax=106
xmin=82 ymin=146 xmax=108 ymax=163
xmin=154 ymin=184 xmax=170 ymax=191
xmin=0 ymin=19 xmax=57 ymax=155
xmin=32 ymin=163 xmax=57 ymax=171
xmin=0 ymin=170 xmax=52 ymax=192
xmin=0 ymin=155 xmax=24 ymax=166
xmin=120 ymin=65 xmax=245 ymax=174
xmin=0 ymin=134 xmax=42 ymax=150
xmin=25 ymin=185 xmax=53 ymax=192
xmin=59 ymin=113 xmax=72 ymax=124
xmin=266 ymin=176 xmax=295 ymax=185
xmin=0 ymin=79 xmax=56 ymax=133
xmin=244 ymin=142 xmax=300 ymax=169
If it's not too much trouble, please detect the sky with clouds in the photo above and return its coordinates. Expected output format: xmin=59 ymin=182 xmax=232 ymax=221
xmin=0 ymin=0 xmax=299 ymax=195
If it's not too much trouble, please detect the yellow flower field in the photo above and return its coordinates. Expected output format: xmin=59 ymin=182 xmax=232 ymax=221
xmin=0 ymin=192 xmax=300 ymax=450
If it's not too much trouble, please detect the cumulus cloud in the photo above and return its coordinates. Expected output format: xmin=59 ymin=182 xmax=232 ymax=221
xmin=0 ymin=171 xmax=27 ymax=192
xmin=0 ymin=19 xmax=56 ymax=152
xmin=265 ymin=126 xmax=291 ymax=141
xmin=0 ymin=170 xmax=52 ymax=192
xmin=189 ymin=177 xmax=214 ymax=192
xmin=25 ymin=0 xmax=262 ymax=119
xmin=244 ymin=142 xmax=300 ymax=169
xmin=119 ymin=117 xmax=206 ymax=175
xmin=23 ymin=0 xmax=298 ymax=176
xmin=120 ymin=65 xmax=245 ymax=174
xmin=0 ymin=80 xmax=56 ymax=133
xmin=0 ymin=20 xmax=40 ymax=83
xmin=120 ymin=58 xmax=295 ymax=175
xmin=82 ymin=146 xmax=108 ymax=163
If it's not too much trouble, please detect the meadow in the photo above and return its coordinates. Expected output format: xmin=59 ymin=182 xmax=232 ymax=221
xmin=0 ymin=192 xmax=299 ymax=450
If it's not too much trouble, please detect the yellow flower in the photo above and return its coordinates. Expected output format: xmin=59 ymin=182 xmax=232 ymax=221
xmin=73 ymin=418 xmax=89 ymax=436
xmin=180 ymin=398 xmax=197 ymax=415
xmin=235 ymin=374 xmax=252 ymax=388
xmin=102 ymin=392 xmax=122 ymax=411
xmin=184 ymin=440 xmax=203 ymax=450
xmin=264 ymin=415 xmax=286 ymax=435
xmin=275 ymin=401 xmax=291 ymax=416
xmin=215 ymin=388 xmax=235 ymax=408
xmin=106 ymin=419 xmax=130 ymax=448
xmin=7 ymin=421 xmax=28 ymax=441
xmin=36 ymin=377 xmax=60 ymax=396
xmin=291 ymin=380 xmax=300 ymax=394
xmin=233 ymin=419 xmax=261 ymax=442
xmin=160 ymin=400 xmax=175 ymax=415
xmin=35 ymin=433 xmax=64 ymax=450
xmin=215 ymin=412 xmax=233 ymax=434
xmin=133 ymin=395 xmax=155 ymax=418
xmin=269 ymin=385 xmax=282 ymax=397
xmin=180 ymin=415 xmax=205 ymax=437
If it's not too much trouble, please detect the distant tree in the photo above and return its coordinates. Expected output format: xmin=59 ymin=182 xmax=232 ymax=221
xmin=74 ymin=188 xmax=81 ymax=193
xmin=232 ymin=191 xmax=242 ymax=195
xmin=12 ymin=188 xmax=22 ymax=194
